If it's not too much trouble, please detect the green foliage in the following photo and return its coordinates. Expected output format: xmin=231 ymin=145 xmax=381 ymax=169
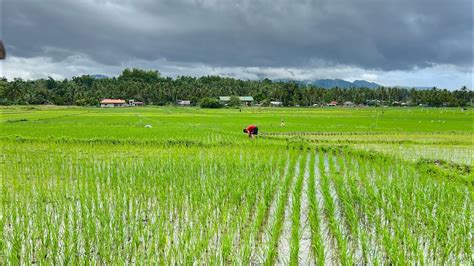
xmin=0 ymin=69 xmax=471 ymax=106
xmin=228 ymin=95 xmax=241 ymax=107
xmin=118 ymin=68 xmax=161 ymax=83
xmin=415 ymin=159 xmax=473 ymax=186
xmin=199 ymin=97 xmax=223 ymax=108
xmin=75 ymin=97 xmax=97 ymax=106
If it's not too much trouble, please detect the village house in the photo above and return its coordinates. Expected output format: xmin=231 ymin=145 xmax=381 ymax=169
xmin=128 ymin=100 xmax=144 ymax=106
xmin=343 ymin=101 xmax=355 ymax=107
xmin=270 ymin=101 xmax=283 ymax=107
xmin=219 ymin=96 xmax=254 ymax=106
xmin=177 ymin=100 xmax=191 ymax=106
xmin=100 ymin=99 xmax=127 ymax=108
xmin=100 ymin=99 xmax=144 ymax=107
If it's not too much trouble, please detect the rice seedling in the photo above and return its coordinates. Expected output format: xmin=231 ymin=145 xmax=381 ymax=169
xmin=307 ymin=151 xmax=325 ymax=265
xmin=1 ymin=106 xmax=471 ymax=264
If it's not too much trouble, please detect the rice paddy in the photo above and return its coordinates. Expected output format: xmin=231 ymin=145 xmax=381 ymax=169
xmin=1 ymin=106 xmax=472 ymax=264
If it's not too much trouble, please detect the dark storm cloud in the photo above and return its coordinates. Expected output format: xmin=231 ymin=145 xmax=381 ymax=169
xmin=3 ymin=0 xmax=473 ymax=70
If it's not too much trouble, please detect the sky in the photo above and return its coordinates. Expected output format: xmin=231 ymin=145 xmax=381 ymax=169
xmin=1 ymin=0 xmax=473 ymax=89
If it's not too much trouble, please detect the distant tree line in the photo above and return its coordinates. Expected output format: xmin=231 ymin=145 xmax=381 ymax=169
xmin=0 ymin=68 xmax=472 ymax=107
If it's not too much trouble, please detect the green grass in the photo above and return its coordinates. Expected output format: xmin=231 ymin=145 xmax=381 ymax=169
xmin=1 ymin=106 xmax=472 ymax=139
xmin=0 ymin=105 xmax=472 ymax=264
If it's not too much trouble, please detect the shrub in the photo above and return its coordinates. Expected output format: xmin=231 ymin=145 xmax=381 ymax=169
xmin=228 ymin=95 xmax=241 ymax=107
xmin=75 ymin=99 xmax=88 ymax=106
xmin=200 ymin=97 xmax=223 ymax=108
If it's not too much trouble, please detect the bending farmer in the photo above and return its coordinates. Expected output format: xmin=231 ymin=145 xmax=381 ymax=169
xmin=243 ymin=124 xmax=259 ymax=138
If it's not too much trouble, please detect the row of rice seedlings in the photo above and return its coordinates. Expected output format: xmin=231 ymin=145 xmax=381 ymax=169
xmin=370 ymin=153 xmax=471 ymax=264
xmin=170 ymin=151 xmax=284 ymax=263
xmin=1 ymin=142 xmax=287 ymax=264
xmin=264 ymin=154 xmax=300 ymax=264
xmin=225 ymin=200 xmax=259 ymax=262
xmin=275 ymin=155 xmax=300 ymax=264
xmin=358 ymin=143 xmax=473 ymax=165
xmin=296 ymin=153 xmax=313 ymax=264
xmin=368 ymin=157 xmax=413 ymax=264
xmin=2 ymin=140 xmax=471 ymax=263
xmin=289 ymin=153 xmax=308 ymax=264
xmin=399 ymin=167 xmax=470 ymax=263
xmin=373 ymin=159 xmax=428 ymax=263
xmin=354 ymin=152 xmax=418 ymax=263
xmin=341 ymin=155 xmax=371 ymax=263
xmin=249 ymin=153 xmax=294 ymax=263
xmin=328 ymin=150 xmax=358 ymax=263
xmin=318 ymin=150 xmax=351 ymax=264
xmin=249 ymin=153 xmax=295 ymax=263
xmin=322 ymin=149 xmax=402 ymax=264
xmin=188 ymin=151 xmax=257 ymax=262
xmin=306 ymin=151 xmax=325 ymax=264
xmin=215 ymin=153 xmax=286 ymax=263
xmin=358 ymin=156 xmax=410 ymax=264
xmin=9 ymin=150 xmax=147 ymax=263
xmin=347 ymin=148 xmax=472 ymax=264
xmin=233 ymin=153 xmax=288 ymax=263
xmin=330 ymin=152 xmax=366 ymax=262
xmin=329 ymin=150 xmax=368 ymax=263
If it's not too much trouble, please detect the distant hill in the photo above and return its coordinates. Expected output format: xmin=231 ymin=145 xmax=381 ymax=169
xmin=310 ymin=79 xmax=354 ymax=88
xmin=352 ymin=80 xmax=381 ymax=89
xmin=274 ymin=78 xmax=382 ymax=88
xmin=394 ymin=86 xmax=434 ymax=90
xmin=91 ymin=74 xmax=109 ymax=79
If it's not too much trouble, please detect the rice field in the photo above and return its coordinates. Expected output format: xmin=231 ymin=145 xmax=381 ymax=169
xmin=1 ymin=106 xmax=472 ymax=264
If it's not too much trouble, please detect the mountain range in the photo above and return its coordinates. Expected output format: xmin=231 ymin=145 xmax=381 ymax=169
xmin=90 ymin=74 xmax=437 ymax=90
xmin=91 ymin=74 xmax=109 ymax=79
xmin=274 ymin=78 xmax=382 ymax=89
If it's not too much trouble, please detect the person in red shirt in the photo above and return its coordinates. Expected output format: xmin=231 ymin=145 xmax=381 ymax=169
xmin=243 ymin=125 xmax=258 ymax=138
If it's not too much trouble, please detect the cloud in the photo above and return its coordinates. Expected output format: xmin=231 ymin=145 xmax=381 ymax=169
xmin=1 ymin=0 xmax=473 ymax=88
xmin=4 ymin=0 xmax=473 ymax=69
xmin=2 ymin=55 xmax=471 ymax=89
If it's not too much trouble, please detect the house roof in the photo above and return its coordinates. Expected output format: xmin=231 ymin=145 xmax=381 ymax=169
xmin=219 ymin=96 xmax=254 ymax=101
xmin=101 ymin=99 xmax=126 ymax=104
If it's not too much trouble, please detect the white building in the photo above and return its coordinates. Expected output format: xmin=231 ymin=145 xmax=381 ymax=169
xmin=270 ymin=101 xmax=283 ymax=107
xmin=177 ymin=100 xmax=191 ymax=106
xmin=343 ymin=101 xmax=355 ymax=107
xmin=219 ymin=96 xmax=254 ymax=106
xmin=128 ymin=100 xmax=144 ymax=106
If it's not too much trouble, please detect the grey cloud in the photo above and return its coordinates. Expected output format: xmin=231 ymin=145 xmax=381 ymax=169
xmin=2 ymin=54 xmax=472 ymax=89
xmin=3 ymin=0 xmax=473 ymax=71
